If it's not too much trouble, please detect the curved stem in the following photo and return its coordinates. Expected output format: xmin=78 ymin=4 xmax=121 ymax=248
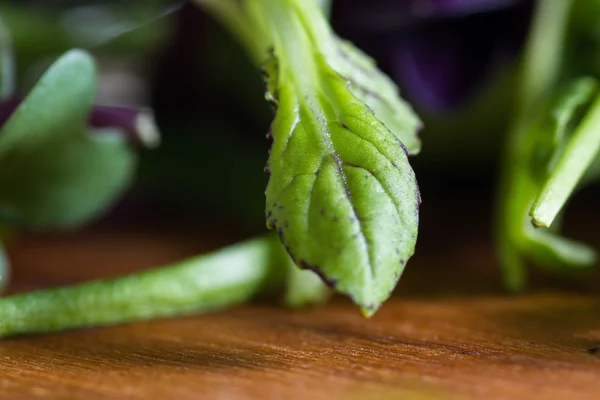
xmin=514 ymin=0 xmax=572 ymax=121
xmin=0 ymin=236 xmax=286 ymax=338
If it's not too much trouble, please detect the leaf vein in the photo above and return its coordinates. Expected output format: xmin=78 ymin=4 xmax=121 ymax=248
xmin=331 ymin=153 xmax=374 ymax=280
xmin=281 ymin=110 xmax=300 ymax=160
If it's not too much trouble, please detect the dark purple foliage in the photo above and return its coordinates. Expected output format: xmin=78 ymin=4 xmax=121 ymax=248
xmin=89 ymin=105 xmax=160 ymax=147
xmin=332 ymin=0 xmax=533 ymax=113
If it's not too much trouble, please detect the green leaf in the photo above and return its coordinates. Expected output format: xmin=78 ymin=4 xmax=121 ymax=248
xmin=0 ymin=50 xmax=137 ymax=229
xmin=195 ymin=0 xmax=421 ymax=314
xmin=258 ymin=0 xmax=420 ymax=315
xmin=197 ymin=0 xmax=421 ymax=156
xmin=331 ymin=39 xmax=421 ymax=155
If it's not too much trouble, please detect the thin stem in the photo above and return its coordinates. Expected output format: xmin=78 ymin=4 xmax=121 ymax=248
xmin=531 ymin=95 xmax=600 ymax=227
xmin=514 ymin=0 xmax=572 ymax=121
xmin=257 ymin=0 xmax=320 ymax=92
xmin=0 ymin=236 xmax=286 ymax=338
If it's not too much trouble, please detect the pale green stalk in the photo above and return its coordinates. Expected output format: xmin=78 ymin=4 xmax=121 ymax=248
xmin=531 ymin=96 xmax=600 ymax=227
xmin=0 ymin=236 xmax=286 ymax=338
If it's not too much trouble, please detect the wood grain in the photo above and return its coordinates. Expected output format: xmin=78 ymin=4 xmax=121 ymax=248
xmin=1 ymin=208 xmax=600 ymax=400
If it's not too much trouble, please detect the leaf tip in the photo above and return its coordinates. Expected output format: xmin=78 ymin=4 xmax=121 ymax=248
xmin=359 ymin=303 xmax=380 ymax=318
xmin=59 ymin=48 xmax=96 ymax=70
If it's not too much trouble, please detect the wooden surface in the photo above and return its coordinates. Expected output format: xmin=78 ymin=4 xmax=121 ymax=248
xmin=1 ymin=205 xmax=600 ymax=400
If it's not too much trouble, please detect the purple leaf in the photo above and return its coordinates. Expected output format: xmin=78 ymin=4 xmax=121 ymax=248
xmin=332 ymin=0 xmax=532 ymax=112
xmin=0 ymin=97 xmax=159 ymax=147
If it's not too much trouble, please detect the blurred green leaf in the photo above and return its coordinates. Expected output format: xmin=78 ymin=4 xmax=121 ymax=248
xmin=0 ymin=1 xmax=175 ymax=73
xmin=0 ymin=49 xmax=137 ymax=229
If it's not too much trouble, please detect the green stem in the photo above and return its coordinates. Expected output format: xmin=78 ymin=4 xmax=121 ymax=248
xmin=0 ymin=236 xmax=286 ymax=338
xmin=196 ymin=0 xmax=331 ymax=66
xmin=514 ymin=0 xmax=572 ymax=120
xmin=257 ymin=0 xmax=320 ymax=92
xmin=495 ymin=0 xmax=573 ymax=290
xmin=531 ymin=95 xmax=600 ymax=227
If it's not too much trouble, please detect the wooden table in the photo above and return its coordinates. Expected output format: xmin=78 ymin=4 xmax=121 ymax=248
xmin=1 ymin=202 xmax=600 ymax=400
